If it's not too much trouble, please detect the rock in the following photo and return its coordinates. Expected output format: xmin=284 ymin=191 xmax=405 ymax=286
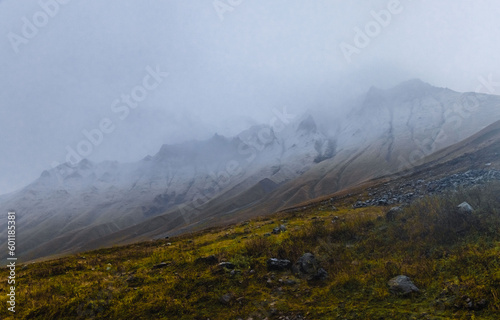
xmin=475 ymin=299 xmax=489 ymax=310
xmin=313 ymin=268 xmax=329 ymax=280
xmin=152 ymin=262 xmax=169 ymax=269
xmin=388 ymin=275 xmax=420 ymax=295
xmin=457 ymin=202 xmax=474 ymax=214
xmin=358 ymin=170 xmax=500 ymax=209
xmin=264 ymin=233 xmax=272 ymax=237
xmin=378 ymin=199 xmax=388 ymax=206
xmin=293 ymin=253 xmax=318 ymax=275
xmin=353 ymin=200 xmax=367 ymax=208
xmin=195 ymin=255 xmax=218 ymax=265
xmin=293 ymin=253 xmax=328 ymax=280
xmin=220 ymin=293 xmax=233 ymax=305
xmin=284 ymin=279 xmax=297 ymax=285
xmin=218 ymin=262 xmax=236 ymax=270
xmin=229 ymin=269 xmax=241 ymax=276
xmin=272 ymin=224 xmax=287 ymax=234
xmin=267 ymin=258 xmax=292 ymax=271
xmin=386 ymin=206 xmax=402 ymax=221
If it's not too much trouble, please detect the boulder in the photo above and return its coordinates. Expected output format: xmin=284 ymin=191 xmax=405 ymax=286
xmin=388 ymin=275 xmax=420 ymax=295
xmin=457 ymin=202 xmax=474 ymax=214
xmin=292 ymin=253 xmax=328 ymax=280
xmin=219 ymin=293 xmax=233 ymax=305
xmin=272 ymin=224 xmax=287 ymax=234
xmin=267 ymin=258 xmax=292 ymax=271
xmin=284 ymin=279 xmax=297 ymax=285
xmin=293 ymin=253 xmax=317 ymax=276
xmin=152 ymin=262 xmax=169 ymax=269
xmin=314 ymin=268 xmax=329 ymax=281
xmin=229 ymin=269 xmax=241 ymax=276
xmin=218 ymin=262 xmax=236 ymax=270
xmin=386 ymin=206 xmax=402 ymax=221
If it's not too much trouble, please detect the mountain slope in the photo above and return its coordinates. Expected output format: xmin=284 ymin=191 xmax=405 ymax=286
xmin=0 ymin=115 xmax=335 ymax=260
xmin=59 ymin=89 xmax=500 ymax=254
xmin=2 ymin=80 xmax=500 ymax=261
xmin=175 ymin=81 xmax=500 ymax=228
xmin=238 ymin=80 xmax=500 ymax=212
xmin=3 ymin=170 xmax=500 ymax=319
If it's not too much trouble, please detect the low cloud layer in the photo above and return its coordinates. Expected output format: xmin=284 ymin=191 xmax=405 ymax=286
xmin=1 ymin=0 xmax=500 ymax=194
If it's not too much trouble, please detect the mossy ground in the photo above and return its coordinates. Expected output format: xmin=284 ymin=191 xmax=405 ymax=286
xmin=1 ymin=183 xmax=500 ymax=319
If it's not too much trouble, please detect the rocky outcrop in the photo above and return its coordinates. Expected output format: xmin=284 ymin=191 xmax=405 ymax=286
xmin=267 ymin=258 xmax=292 ymax=271
xmin=388 ymin=275 xmax=420 ymax=295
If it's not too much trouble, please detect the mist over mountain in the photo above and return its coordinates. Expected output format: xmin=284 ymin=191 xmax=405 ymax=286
xmin=2 ymin=79 xmax=500 ymax=261
xmin=2 ymin=0 xmax=500 ymax=197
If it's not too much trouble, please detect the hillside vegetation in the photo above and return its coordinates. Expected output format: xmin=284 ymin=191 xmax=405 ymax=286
xmin=1 ymin=183 xmax=500 ymax=319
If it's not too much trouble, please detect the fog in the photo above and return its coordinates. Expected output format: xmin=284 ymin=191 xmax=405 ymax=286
xmin=0 ymin=0 xmax=499 ymax=195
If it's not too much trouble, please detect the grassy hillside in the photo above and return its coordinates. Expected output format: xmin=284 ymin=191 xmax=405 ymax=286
xmin=1 ymin=183 xmax=500 ymax=319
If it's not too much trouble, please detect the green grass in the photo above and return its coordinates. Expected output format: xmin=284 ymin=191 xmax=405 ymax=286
xmin=1 ymin=183 xmax=500 ymax=319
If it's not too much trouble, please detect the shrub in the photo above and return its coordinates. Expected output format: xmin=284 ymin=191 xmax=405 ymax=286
xmin=244 ymin=236 xmax=271 ymax=257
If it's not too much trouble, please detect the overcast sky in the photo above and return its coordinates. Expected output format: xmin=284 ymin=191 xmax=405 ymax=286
xmin=1 ymin=0 xmax=500 ymax=195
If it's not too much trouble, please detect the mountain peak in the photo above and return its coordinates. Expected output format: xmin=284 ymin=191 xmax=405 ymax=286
xmin=390 ymin=79 xmax=439 ymax=97
xmin=40 ymin=170 xmax=51 ymax=178
xmin=368 ymin=79 xmax=439 ymax=101
xmin=210 ymin=133 xmax=228 ymax=143
xmin=395 ymin=78 xmax=432 ymax=89
xmin=366 ymin=79 xmax=433 ymax=99
xmin=297 ymin=114 xmax=317 ymax=133
xmin=78 ymin=159 xmax=93 ymax=170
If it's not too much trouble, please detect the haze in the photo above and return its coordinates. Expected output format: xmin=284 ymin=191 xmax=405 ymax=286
xmin=1 ymin=0 xmax=499 ymax=195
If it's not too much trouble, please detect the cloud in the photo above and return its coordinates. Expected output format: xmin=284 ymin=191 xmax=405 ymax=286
xmin=0 ymin=0 xmax=499 ymax=194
